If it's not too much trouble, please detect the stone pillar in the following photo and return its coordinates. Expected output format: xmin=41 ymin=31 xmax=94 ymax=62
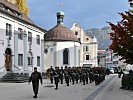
xmin=14 ymin=30 xmax=18 ymax=70
xmin=23 ymin=31 xmax=28 ymax=73
xmin=41 ymin=39 xmax=44 ymax=72
xmin=74 ymin=42 xmax=76 ymax=66
xmin=53 ymin=42 xmax=57 ymax=68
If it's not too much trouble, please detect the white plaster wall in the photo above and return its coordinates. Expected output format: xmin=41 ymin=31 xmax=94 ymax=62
xmin=44 ymin=41 xmax=80 ymax=70
xmin=0 ymin=12 xmax=45 ymax=74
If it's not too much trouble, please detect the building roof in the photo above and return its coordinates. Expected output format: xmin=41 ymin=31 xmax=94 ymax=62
xmin=0 ymin=0 xmax=47 ymax=33
xmin=44 ymin=24 xmax=79 ymax=42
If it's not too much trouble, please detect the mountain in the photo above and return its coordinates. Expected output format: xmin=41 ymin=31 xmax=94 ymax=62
xmin=86 ymin=26 xmax=112 ymax=50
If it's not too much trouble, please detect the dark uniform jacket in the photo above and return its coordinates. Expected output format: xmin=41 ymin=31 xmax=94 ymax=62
xmin=29 ymin=71 xmax=42 ymax=84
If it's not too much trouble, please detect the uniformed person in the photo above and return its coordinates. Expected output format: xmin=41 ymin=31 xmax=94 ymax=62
xmin=59 ymin=70 xmax=64 ymax=84
xmin=50 ymin=70 xmax=54 ymax=84
xmin=75 ymin=71 xmax=79 ymax=84
xmin=29 ymin=67 xmax=42 ymax=98
xmin=82 ymin=71 xmax=86 ymax=85
xmin=64 ymin=70 xmax=70 ymax=86
xmin=71 ymin=71 xmax=75 ymax=85
xmin=54 ymin=70 xmax=59 ymax=90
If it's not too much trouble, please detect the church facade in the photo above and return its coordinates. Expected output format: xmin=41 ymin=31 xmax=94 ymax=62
xmin=44 ymin=11 xmax=80 ymax=70
xmin=71 ymin=23 xmax=98 ymax=67
xmin=0 ymin=0 xmax=46 ymax=77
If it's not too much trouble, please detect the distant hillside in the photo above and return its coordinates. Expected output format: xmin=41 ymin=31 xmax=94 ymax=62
xmin=86 ymin=26 xmax=112 ymax=50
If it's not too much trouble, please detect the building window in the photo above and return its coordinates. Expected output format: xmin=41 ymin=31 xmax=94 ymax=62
xmin=28 ymin=31 xmax=32 ymax=42
xmin=86 ymin=46 xmax=89 ymax=52
xmin=63 ymin=48 xmax=69 ymax=64
xmin=6 ymin=23 xmax=12 ymax=36
xmin=28 ymin=57 xmax=33 ymax=66
xmin=37 ymin=56 xmax=40 ymax=66
xmin=18 ymin=54 xmax=23 ymax=66
xmin=36 ymin=35 xmax=40 ymax=45
xmin=83 ymin=46 xmax=85 ymax=52
xmin=75 ymin=31 xmax=78 ymax=35
xmin=78 ymin=38 xmax=80 ymax=42
xmin=18 ymin=28 xmax=23 ymax=40
xmin=50 ymin=48 xmax=53 ymax=52
xmin=86 ymin=55 xmax=89 ymax=60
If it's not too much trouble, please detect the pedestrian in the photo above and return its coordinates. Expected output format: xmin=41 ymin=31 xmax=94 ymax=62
xmin=29 ymin=67 xmax=43 ymax=98
xmin=117 ymin=67 xmax=123 ymax=78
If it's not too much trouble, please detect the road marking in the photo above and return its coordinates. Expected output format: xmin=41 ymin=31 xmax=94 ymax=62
xmin=85 ymin=75 xmax=116 ymax=100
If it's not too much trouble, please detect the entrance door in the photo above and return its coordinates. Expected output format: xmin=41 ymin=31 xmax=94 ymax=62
xmin=5 ymin=48 xmax=12 ymax=71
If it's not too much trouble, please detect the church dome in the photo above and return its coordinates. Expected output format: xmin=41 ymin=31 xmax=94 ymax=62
xmin=56 ymin=11 xmax=64 ymax=16
xmin=44 ymin=11 xmax=79 ymax=42
xmin=44 ymin=24 xmax=79 ymax=42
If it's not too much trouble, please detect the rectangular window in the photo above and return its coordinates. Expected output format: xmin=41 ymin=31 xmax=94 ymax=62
xmin=18 ymin=28 xmax=23 ymax=40
xmin=28 ymin=31 xmax=32 ymax=42
xmin=86 ymin=46 xmax=89 ymax=52
xmin=75 ymin=31 xmax=78 ymax=35
xmin=18 ymin=54 xmax=23 ymax=66
xmin=6 ymin=23 xmax=12 ymax=36
xmin=83 ymin=46 xmax=85 ymax=52
xmin=37 ymin=56 xmax=40 ymax=66
xmin=28 ymin=57 xmax=33 ymax=66
xmin=36 ymin=35 xmax=40 ymax=45
xmin=86 ymin=55 xmax=89 ymax=60
xmin=78 ymin=38 xmax=80 ymax=42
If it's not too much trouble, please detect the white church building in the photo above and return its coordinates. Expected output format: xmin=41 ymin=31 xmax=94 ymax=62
xmin=44 ymin=11 xmax=80 ymax=70
xmin=0 ymin=0 xmax=46 ymax=77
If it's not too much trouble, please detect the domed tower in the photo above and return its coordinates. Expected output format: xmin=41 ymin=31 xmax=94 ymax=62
xmin=44 ymin=11 xmax=80 ymax=70
xmin=44 ymin=11 xmax=78 ymax=42
xmin=57 ymin=11 xmax=64 ymax=24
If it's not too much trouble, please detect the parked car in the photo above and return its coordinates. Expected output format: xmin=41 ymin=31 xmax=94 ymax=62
xmin=114 ymin=67 xmax=118 ymax=73
xmin=109 ymin=68 xmax=114 ymax=74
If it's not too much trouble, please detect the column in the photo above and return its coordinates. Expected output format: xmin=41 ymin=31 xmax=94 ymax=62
xmin=53 ymin=42 xmax=57 ymax=68
xmin=23 ymin=31 xmax=28 ymax=73
xmin=74 ymin=42 xmax=76 ymax=66
xmin=41 ymin=39 xmax=44 ymax=72
xmin=14 ymin=30 xmax=18 ymax=70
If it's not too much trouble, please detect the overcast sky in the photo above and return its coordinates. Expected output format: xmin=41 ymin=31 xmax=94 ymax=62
xmin=27 ymin=0 xmax=129 ymax=30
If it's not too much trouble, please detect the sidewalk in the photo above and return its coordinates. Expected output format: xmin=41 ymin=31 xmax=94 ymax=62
xmin=90 ymin=74 xmax=133 ymax=100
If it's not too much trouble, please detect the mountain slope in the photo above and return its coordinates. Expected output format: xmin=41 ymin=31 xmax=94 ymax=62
xmin=86 ymin=26 xmax=112 ymax=50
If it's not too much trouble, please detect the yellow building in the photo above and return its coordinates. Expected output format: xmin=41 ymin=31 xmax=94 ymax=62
xmin=71 ymin=23 xmax=98 ymax=67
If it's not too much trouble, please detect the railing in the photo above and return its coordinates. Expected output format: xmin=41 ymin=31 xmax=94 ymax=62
xmin=14 ymin=65 xmax=21 ymax=71
xmin=0 ymin=66 xmax=4 ymax=70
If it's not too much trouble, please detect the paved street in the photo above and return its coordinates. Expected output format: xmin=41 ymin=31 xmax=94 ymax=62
xmin=0 ymin=74 xmax=132 ymax=100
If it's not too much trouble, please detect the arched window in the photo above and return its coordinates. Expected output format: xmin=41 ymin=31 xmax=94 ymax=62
xmin=63 ymin=48 xmax=69 ymax=64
